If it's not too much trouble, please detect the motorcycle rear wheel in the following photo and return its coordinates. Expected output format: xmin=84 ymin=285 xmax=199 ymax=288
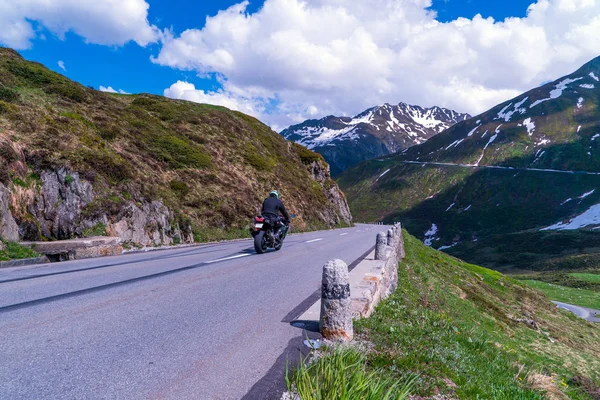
xmin=254 ymin=230 xmax=268 ymax=254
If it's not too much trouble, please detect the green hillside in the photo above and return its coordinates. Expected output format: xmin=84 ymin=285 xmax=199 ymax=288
xmin=0 ymin=47 xmax=352 ymax=246
xmin=338 ymin=56 xmax=600 ymax=274
xmin=288 ymin=232 xmax=600 ymax=399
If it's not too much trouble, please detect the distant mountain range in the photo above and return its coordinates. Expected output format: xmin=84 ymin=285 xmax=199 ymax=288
xmin=281 ymin=103 xmax=470 ymax=175
xmin=338 ymin=55 xmax=600 ymax=272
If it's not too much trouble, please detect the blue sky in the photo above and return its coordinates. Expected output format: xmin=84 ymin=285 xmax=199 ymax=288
xmin=4 ymin=0 xmax=598 ymax=128
xmin=17 ymin=0 xmax=534 ymax=97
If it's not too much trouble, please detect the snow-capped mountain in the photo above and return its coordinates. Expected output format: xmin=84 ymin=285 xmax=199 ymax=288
xmin=396 ymin=56 xmax=600 ymax=171
xmin=281 ymin=103 xmax=470 ymax=175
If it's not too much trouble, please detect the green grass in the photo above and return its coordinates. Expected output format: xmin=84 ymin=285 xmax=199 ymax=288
xmin=286 ymin=345 xmax=415 ymax=400
xmin=570 ymin=273 xmax=600 ymax=283
xmin=292 ymin=231 xmax=600 ymax=399
xmin=82 ymin=223 xmax=107 ymax=238
xmin=0 ymin=241 xmax=41 ymax=262
xmin=523 ymin=280 xmax=600 ymax=310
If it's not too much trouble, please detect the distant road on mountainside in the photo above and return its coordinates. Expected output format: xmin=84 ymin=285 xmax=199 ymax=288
xmin=553 ymin=301 xmax=600 ymax=323
xmin=397 ymin=160 xmax=600 ymax=176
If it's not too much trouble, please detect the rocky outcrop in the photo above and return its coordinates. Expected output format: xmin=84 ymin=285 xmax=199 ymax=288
xmin=106 ymin=201 xmax=193 ymax=247
xmin=0 ymin=183 xmax=19 ymax=241
xmin=32 ymin=169 xmax=94 ymax=240
xmin=3 ymin=167 xmax=194 ymax=247
xmin=307 ymin=160 xmax=353 ymax=226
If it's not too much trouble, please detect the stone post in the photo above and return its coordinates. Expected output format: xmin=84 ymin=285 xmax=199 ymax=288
xmin=319 ymin=259 xmax=353 ymax=341
xmin=387 ymin=229 xmax=395 ymax=246
xmin=375 ymin=232 xmax=387 ymax=260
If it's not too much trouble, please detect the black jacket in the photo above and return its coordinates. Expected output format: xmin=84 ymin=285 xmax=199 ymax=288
xmin=261 ymin=196 xmax=290 ymax=222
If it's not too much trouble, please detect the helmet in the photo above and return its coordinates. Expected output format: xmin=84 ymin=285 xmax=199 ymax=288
xmin=269 ymin=190 xmax=280 ymax=199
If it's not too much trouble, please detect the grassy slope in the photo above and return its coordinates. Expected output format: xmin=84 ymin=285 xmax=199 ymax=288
xmin=0 ymin=48 xmax=348 ymax=242
xmin=514 ymin=268 xmax=600 ymax=310
xmin=0 ymin=240 xmax=40 ymax=262
xmin=291 ymin=232 xmax=600 ymax=399
xmin=523 ymin=280 xmax=600 ymax=310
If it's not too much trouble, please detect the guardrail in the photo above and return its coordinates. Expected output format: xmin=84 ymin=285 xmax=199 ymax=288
xmin=319 ymin=223 xmax=404 ymax=342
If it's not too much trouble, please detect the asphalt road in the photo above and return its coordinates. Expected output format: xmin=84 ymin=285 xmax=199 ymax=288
xmin=0 ymin=224 xmax=387 ymax=400
xmin=553 ymin=301 xmax=600 ymax=323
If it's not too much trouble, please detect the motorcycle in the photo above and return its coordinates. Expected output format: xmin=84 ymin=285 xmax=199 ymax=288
xmin=250 ymin=215 xmax=294 ymax=254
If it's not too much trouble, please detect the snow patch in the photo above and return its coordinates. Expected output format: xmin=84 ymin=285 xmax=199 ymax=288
xmin=578 ymin=125 xmax=582 ymax=133
xmin=445 ymin=138 xmax=464 ymax=150
xmin=485 ymin=133 xmax=498 ymax=150
xmin=375 ymin=169 xmax=391 ymax=182
xmin=542 ymin=203 xmax=600 ymax=231
xmin=464 ymin=205 xmax=472 ymax=211
xmin=445 ymin=203 xmax=455 ymax=212
xmin=467 ymin=124 xmax=481 ymax=137
xmin=577 ymin=97 xmax=584 ymax=109
xmin=580 ymin=189 xmax=595 ymax=200
xmin=580 ymin=84 xmax=595 ymax=89
xmin=530 ymin=78 xmax=583 ymax=108
xmin=523 ymin=118 xmax=535 ymax=136
xmin=496 ymin=99 xmax=527 ymax=122
xmin=424 ymin=224 xmax=439 ymax=246
xmin=592 ymin=134 xmax=600 ymax=141
xmin=438 ymin=243 xmax=458 ymax=251
xmin=560 ymin=198 xmax=572 ymax=206
xmin=590 ymin=72 xmax=599 ymax=82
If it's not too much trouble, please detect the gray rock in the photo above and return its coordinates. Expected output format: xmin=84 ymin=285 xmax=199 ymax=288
xmin=306 ymin=160 xmax=353 ymax=227
xmin=0 ymin=183 xmax=19 ymax=241
xmin=107 ymin=200 xmax=187 ymax=247
xmin=320 ymin=259 xmax=353 ymax=342
xmin=30 ymin=168 xmax=94 ymax=240
xmin=0 ymin=241 xmax=5 ymax=251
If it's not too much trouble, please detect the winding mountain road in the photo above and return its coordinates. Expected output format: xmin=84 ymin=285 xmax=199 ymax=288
xmin=396 ymin=160 xmax=600 ymax=176
xmin=0 ymin=224 xmax=386 ymax=400
xmin=553 ymin=301 xmax=600 ymax=323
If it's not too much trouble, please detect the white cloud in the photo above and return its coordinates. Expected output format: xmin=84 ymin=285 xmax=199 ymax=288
xmin=100 ymin=86 xmax=130 ymax=94
xmin=164 ymin=80 xmax=274 ymax=122
xmin=154 ymin=0 xmax=600 ymax=128
xmin=58 ymin=60 xmax=66 ymax=71
xmin=0 ymin=0 xmax=160 ymax=49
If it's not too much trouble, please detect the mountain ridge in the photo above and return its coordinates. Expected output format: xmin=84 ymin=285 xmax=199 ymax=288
xmin=281 ymin=102 xmax=470 ymax=175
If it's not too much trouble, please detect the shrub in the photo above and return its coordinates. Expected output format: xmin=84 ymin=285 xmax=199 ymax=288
xmin=45 ymin=83 xmax=87 ymax=102
xmin=0 ymin=86 xmax=19 ymax=102
xmin=82 ymin=223 xmax=107 ymax=237
xmin=7 ymin=60 xmax=55 ymax=86
xmin=244 ymin=144 xmax=275 ymax=172
xmin=149 ymin=133 xmax=212 ymax=169
xmin=170 ymin=180 xmax=190 ymax=199
xmin=292 ymin=142 xmax=325 ymax=165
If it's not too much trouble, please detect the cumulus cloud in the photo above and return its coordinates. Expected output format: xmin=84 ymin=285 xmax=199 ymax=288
xmin=154 ymin=0 xmax=600 ymax=128
xmin=164 ymin=80 xmax=272 ymax=120
xmin=0 ymin=0 xmax=160 ymax=49
xmin=58 ymin=60 xmax=66 ymax=71
xmin=100 ymin=86 xmax=130 ymax=94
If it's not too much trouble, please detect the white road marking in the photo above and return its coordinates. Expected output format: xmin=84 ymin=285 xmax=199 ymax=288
xmin=305 ymin=238 xmax=324 ymax=243
xmin=340 ymin=233 xmax=348 ymax=236
xmin=206 ymin=254 xmax=252 ymax=264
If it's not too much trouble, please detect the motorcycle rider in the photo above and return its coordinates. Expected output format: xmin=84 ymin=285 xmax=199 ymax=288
xmin=261 ymin=190 xmax=290 ymax=237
